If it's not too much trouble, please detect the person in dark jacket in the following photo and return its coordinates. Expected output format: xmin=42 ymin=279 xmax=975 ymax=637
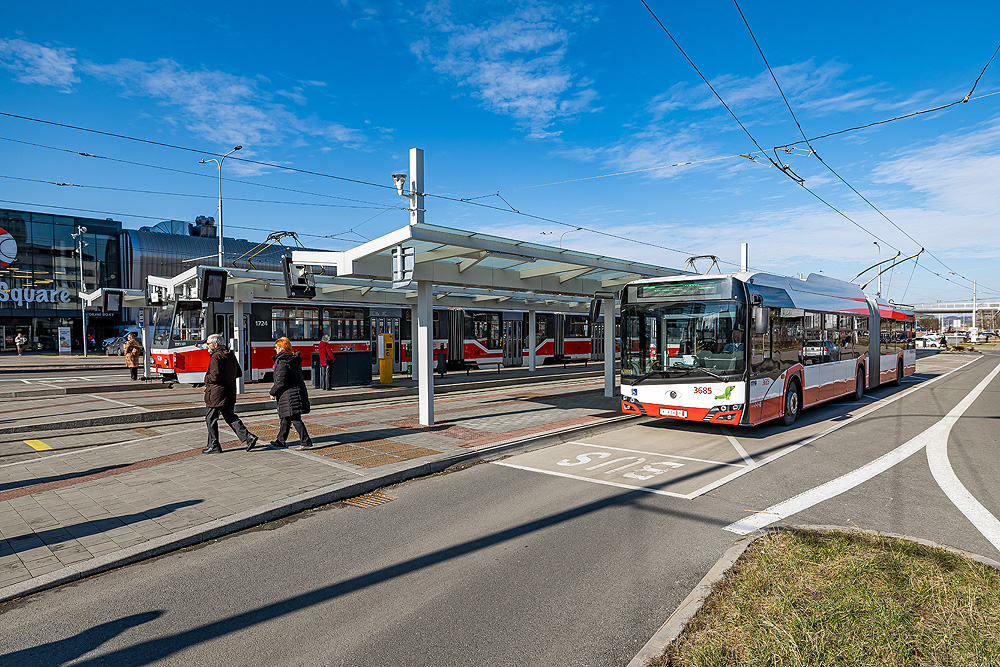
xmin=203 ymin=334 xmax=259 ymax=454
xmin=269 ymin=337 xmax=314 ymax=450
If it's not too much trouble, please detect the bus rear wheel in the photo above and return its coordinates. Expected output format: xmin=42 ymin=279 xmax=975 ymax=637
xmin=782 ymin=379 xmax=801 ymax=426
xmin=892 ymin=360 xmax=903 ymax=387
xmin=854 ymin=367 xmax=865 ymax=400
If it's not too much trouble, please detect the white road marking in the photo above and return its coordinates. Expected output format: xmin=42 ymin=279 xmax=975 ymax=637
xmin=493 ymin=462 xmax=690 ymax=498
xmin=698 ymin=357 xmax=980 ymax=503
xmin=86 ymin=394 xmax=152 ymax=412
xmin=721 ymin=427 xmax=755 ymax=466
xmin=566 ymin=441 xmax=744 ymax=467
xmin=725 ymin=359 xmax=999 ymax=536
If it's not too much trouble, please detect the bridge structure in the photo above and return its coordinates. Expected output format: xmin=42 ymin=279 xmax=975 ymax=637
xmin=910 ymin=302 xmax=1000 ymax=314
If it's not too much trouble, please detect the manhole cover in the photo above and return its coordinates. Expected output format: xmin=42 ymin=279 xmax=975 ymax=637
xmin=343 ymin=491 xmax=396 ymax=508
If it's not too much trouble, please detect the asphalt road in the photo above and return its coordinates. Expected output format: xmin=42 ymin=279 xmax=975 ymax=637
xmin=1 ymin=352 xmax=998 ymax=666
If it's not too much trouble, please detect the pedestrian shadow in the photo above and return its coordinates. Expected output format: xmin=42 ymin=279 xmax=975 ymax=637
xmin=0 ymin=464 xmax=132 ymax=494
xmin=0 ymin=610 xmax=163 ymax=667
xmin=2 ymin=500 xmax=203 ymax=555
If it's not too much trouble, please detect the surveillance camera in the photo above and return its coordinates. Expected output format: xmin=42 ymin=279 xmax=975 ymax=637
xmin=392 ymin=173 xmax=407 ymax=197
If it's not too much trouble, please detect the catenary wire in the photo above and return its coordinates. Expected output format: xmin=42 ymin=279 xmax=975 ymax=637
xmin=0 ymin=136 xmax=395 ymax=208
xmin=0 ymin=175 xmax=386 ymax=209
xmin=0 ymin=199 xmax=358 ymax=245
xmin=732 ymin=0 xmax=998 ymax=294
xmin=0 ymin=111 xmax=396 ymax=192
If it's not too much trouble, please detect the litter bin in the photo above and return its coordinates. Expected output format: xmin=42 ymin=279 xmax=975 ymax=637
xmin=311 ymin=350 xmax=321 ymax=389
xmin=434 ymin=349 xmax=447 ymax=377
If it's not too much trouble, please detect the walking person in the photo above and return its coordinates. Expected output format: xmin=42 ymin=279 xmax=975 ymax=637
xmin=318 ymin=334 xmax=335 ymax=390
xmin=124 ymin=332 xmax=142 ymax=380
xmin=203 ymin=333 xmax=259 ymax=454
xmin=14 ymin=332 xmax=26 ymax=356
xmin=269 ymin=337 xmax=314 ymax=450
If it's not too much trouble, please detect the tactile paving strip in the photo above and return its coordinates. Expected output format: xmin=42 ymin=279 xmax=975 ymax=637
xmin=313 ymin=440 xmax=441 ymax=468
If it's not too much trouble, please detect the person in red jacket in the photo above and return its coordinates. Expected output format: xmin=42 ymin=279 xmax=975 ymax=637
xmin=318 ymin=334 xmax=335 ymax=390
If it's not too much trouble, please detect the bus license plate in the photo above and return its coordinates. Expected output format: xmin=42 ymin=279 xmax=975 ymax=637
xmin=660 ymin=408 xmax=687 ymax=418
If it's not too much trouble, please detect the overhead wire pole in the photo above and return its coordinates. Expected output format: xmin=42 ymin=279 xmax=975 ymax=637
xmin=200 ymin=146 xmax=242 ymax=267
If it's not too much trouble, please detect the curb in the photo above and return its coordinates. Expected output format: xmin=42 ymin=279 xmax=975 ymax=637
xmin=0 ymin=364 xmax=122 ymax=374
xmin=0 ymin=413 xmax=635 ymax=604
xmin=0 ymin=372 xmax=610 ymax=435
xmin=626 ymin=525 xmax=1000 ymax=667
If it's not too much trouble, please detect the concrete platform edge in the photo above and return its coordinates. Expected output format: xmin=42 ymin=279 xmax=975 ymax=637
xmin=0 ymin=414 xmax=635 ymax=605
xmin=625 ymin=524 xmax=1000 ymax=667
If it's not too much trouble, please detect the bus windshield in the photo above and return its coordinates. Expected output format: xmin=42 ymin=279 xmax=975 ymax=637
xmin=622 ymin=301 xmax=746 ymax=380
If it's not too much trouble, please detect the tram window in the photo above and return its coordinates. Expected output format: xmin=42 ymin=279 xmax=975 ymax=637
xmin=323 ymin=307 xmax=365 ymax=341
xmin=272 ymin=307 xmax=319 ymax=341
xmin=566 ymin=315 xmax=589 ymax=338
xmin=173 ymin=303 xmax=205 ymax=342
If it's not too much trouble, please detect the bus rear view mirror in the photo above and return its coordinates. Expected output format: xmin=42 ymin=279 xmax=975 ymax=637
xmin=589 ymin=298 xmax=601 ymax=323
xmin=754 ymin=306 xmax=769 ymax=334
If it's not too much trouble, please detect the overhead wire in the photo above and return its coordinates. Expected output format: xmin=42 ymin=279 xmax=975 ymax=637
xmin=732 ymin=0 xmax=1000 ymax=295
xmin=0 ymin=174 xmax=386 ymax=209
xmin=0 ymin=199 xmax=358 ymax=245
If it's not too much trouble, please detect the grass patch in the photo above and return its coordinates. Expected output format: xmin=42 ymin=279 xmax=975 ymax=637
xmin=651 ymin=529 xmax=1000 ymax=666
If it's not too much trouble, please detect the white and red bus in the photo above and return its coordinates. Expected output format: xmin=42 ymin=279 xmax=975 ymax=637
xmin=619 ymin=272 xmax=915 ymax=427
xmin=150 ymin=299 xmax=605 ymax=383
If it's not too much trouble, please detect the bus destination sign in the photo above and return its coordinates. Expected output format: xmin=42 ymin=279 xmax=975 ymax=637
xmin=635 ymin=279 xmax=728 ymax=301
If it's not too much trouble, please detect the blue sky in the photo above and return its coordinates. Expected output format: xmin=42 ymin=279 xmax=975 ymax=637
xmin=1 ymin=1 xmax=999 ymax=305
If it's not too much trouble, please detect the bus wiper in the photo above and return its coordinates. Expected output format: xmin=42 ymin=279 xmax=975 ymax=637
xmin=627 ymin=370 xmax=669 ymax=383
xmin=671 ymin=364 xmax=727 ymax=381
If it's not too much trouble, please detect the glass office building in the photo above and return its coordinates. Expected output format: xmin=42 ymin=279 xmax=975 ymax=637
xmin=0 ymin=209 xmax=122 ymax=352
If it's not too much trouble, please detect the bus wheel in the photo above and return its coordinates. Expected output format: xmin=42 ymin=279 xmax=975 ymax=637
xmin=892 ymin=361 xmax=903 ymax=387
xmin=854 ymin=367 xmax=866 ymax=400
xmin=782 ymin=379 xmax=800 ymax=426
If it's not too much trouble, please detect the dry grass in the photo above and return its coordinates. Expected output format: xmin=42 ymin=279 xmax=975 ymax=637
xmin=651 ymin=529 xmax=1000 ymax=667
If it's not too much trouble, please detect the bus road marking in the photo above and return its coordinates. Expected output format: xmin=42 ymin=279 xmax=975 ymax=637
xmin=725 ymin=358 xmax=999 ymax=537
xmin=493 ymin=462 xmax=691 ymax=498
xmin=566 ymin=442 xmax=744 ymax=468
xmin=721 ymin=427 xmax=755 ymax=466
xmin=24 ymin=439 xmax=51 ymax=451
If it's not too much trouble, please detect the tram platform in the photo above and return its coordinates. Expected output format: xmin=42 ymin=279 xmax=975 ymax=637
xmin=0 ymin=366 xmax=627 ymax=603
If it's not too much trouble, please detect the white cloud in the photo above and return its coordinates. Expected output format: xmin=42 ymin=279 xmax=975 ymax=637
xmin=411 ymin=1 xmax=599 ymax=139
xmin=0 ymin=38 xmax=78 ymax=91
xmin=81 ymin=57 xmax=364 ymax=150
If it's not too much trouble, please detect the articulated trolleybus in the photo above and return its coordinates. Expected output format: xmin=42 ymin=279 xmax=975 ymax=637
xmin=619 ymin=272 xmax=915 ymax=427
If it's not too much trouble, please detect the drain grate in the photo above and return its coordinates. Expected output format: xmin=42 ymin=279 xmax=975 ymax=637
xmin=343 ymin=491 xmax=396 ymax=508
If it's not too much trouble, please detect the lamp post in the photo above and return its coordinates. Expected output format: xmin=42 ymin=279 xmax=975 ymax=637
xmin=70 ymin=225 xmax=88 ymax=357
xmin=200 ymin=145 xmax=242 ymax=267
xmin=559 ymin=227 xmax=583 ymax=248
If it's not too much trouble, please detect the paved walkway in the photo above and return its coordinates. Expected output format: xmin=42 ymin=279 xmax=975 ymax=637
xmin=0 ymin=373 xmax=627 ymax=602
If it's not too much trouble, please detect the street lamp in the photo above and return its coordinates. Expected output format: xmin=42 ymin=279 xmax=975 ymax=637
xmin=559 ymin=227 xmax=583 ymax=248
xmin=200 ymin=145 xmax=242 ymax=267
xmin=70 ymin=225 xmax=88 ymax=357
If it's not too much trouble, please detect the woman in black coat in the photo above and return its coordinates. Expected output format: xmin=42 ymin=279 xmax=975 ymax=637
xmin=268 ymin=337 xmax=314 ymax=450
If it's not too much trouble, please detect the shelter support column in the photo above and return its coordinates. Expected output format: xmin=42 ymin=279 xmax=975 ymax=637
xmin=233 ymin=285 xmax=245 ymax=395
xmin=410 ymin=304 xmax=418 ymax=374
xmin=417 ymin=280 xmax=434 ymax=425
xmin=528 ymin=308 xmax=536 ymax=372
xmin=141 ymin=307 xmax=152 ymax=381
xmin=604 ymin=297 xmax=615 ymax=398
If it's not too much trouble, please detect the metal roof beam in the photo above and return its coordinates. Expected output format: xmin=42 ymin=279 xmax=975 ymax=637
xmin=519 ymin=262 xmax=589 ymax=279
xmin=415 ymin=247 xmax=482 ymax=263
xmin=558 ymin=267 xmax=596 ymax=283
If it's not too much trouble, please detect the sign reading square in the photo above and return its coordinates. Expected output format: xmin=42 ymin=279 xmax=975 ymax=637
xmin=201 ymin=269 xmax=228 ymax=302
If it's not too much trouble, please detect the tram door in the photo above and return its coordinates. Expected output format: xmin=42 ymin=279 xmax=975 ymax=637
xmin=215 ymin=313 xmax=250 ymax=372
xmin=502 ymin=318 xmax=523 ymax=366
xmin=553 ymin=314 xmax=565 ymax=359
xmin=448 ymin=309 xmax=465 ymax=366
xmin=370 ymin=315 xmax=402 ymax=373
xmin=591 ymin=318 xmax=606 ymax=361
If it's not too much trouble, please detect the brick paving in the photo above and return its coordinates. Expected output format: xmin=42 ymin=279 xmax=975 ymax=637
xmin=0 ymin=374 xmax=625 ymax=599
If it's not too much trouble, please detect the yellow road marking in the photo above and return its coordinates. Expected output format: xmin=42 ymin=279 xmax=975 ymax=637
xmin=24 ymin=439 xmax=52 ymax=451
